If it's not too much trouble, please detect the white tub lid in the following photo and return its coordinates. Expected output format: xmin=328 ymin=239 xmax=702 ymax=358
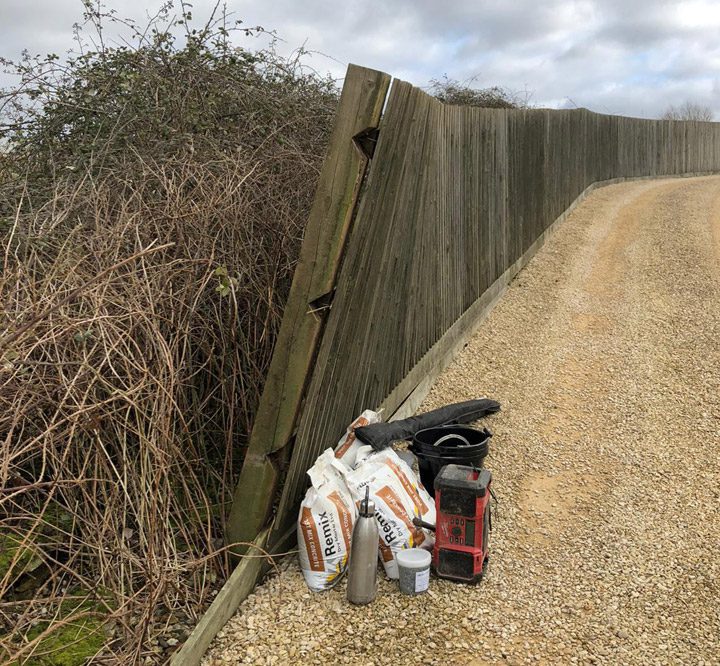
xmin=396 ymin=548 xmax=432 ymax=568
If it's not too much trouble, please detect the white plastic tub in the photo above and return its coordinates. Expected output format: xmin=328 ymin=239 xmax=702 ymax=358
xmin=396 ymin=548 xmax=432 ymax=595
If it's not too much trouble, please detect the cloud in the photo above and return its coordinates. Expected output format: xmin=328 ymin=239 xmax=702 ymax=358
xmin=1 ymin=0 xmax=719 ymax=119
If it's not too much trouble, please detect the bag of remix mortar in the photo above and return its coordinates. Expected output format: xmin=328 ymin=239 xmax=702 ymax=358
xmin=333 ymin=409 xmax=382 ymax=469
xmin=346 ymin=447 xmax=435 ymax=579
xmin=297 ymin=449 xmax=357 ymax=592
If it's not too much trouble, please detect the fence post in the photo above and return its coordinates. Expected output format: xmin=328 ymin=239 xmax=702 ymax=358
xmin=225 ymin=64 xmax=390 ymax=553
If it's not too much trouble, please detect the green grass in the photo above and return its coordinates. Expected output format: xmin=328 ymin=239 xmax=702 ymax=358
xmin=23 ymin=612 xmax=106 ymax=666
xmin=0 ymin=533 xmax=40 ymax=584
xmin=1 ymin=593 xmax=109 ymax=666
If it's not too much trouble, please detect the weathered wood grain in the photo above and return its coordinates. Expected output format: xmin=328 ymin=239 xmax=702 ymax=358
xmin=267 ymin=80 xmax=720 ymax=547
xmin=225 ymin=65 xmax=390 ymax=551
xmin=185 ymin=68 xmax=720 ymax=664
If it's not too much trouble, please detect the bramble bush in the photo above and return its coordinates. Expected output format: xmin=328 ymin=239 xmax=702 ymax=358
xmin=429 ymin=75 xmax=529 ymax=109
xmin=0 ymin=2 xmax=337 ymax=662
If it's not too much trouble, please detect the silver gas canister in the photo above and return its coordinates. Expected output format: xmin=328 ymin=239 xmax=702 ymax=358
xmin=346 ymin=486 xmax=379 ymax=605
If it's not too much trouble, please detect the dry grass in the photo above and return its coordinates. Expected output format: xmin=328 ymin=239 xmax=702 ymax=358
xmin=0 ymin=4 xmax=338 ymax=661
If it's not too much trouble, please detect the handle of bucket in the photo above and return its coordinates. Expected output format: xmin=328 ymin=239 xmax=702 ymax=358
xmin=433 ymin=433 xmax=470 ymax=447
xmin=425 ymin=426 xmax=492 ymax=447
xmin=415 ymin=450 xmax=489 ymax=462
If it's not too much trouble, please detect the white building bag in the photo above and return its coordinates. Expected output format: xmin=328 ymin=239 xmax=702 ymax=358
xmin=297 ymin=449 xmax=357 ymax=592
xmin=346 ymin=447 xmax=435 ymax=579
xmin=333 ymin=409 xmax=382 ymax=469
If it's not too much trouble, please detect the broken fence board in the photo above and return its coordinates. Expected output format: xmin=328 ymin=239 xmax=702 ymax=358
xmin=225 ymin=64 xmax=391 ymax=552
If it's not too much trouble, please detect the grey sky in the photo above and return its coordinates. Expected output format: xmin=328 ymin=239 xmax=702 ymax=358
xmin=2 ymin=0 xmax=720 ymax=118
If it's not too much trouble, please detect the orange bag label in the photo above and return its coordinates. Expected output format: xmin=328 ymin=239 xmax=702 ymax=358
xmin=334 ymin=416 xmax=369 ymax=458
xmin=376 ymin=485 xmax=427 ymax=547
xmin=376 ymin=485 xmax=413 ymax=530
xmin=378 ymin=538 xmax=394 ymax=563
xmin=386 ymin=459 xmax=429 ymax=514
xmin=334 ymin=432 xmax=356 ymax=459
xmin=299 ymin=507 xmax=324 ymax=572
xmin=328 ymin=490 xmax=353 ymax=553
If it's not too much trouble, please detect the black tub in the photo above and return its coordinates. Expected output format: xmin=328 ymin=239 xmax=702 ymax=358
xmin=411 ymin=426 xmax=491 ymax=496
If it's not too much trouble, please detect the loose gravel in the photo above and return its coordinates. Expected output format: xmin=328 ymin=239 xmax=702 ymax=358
xmin=203 ymin=176 xmax=720 ymax=665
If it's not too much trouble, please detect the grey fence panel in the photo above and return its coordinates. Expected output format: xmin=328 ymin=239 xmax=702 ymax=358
xmin=260 ymin=75 xmax=720 ymax=546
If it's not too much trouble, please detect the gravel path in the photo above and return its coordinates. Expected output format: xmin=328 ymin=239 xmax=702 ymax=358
xmin=203 ymin=176 xmax=720 ymax=665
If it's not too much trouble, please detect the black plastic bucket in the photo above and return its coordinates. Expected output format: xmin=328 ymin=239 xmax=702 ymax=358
xmin=411 ymin=426 xmax=491 ymax=496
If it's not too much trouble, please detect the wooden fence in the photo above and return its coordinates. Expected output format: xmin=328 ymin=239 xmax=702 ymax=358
xmin=175 ymin=65 xmax=720 ymax=664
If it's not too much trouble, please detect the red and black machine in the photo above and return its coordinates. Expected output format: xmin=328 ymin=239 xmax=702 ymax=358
xmin=415 ymin=464 xmax=493 ymax=583
xmin=433 ymin=464 xmax=493 ymax=583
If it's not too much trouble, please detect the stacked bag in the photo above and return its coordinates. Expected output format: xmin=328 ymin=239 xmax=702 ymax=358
xmin=344 ymin=448 xmax=434 ymax=579
xmin=297 ymin=410 xmax=435 ymax=591
xmin=296 ymin=450 xmax=356 ymax=591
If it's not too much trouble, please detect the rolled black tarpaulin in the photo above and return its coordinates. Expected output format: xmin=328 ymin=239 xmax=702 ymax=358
xmin=354 ymin=398 xmax=501 ymax=451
